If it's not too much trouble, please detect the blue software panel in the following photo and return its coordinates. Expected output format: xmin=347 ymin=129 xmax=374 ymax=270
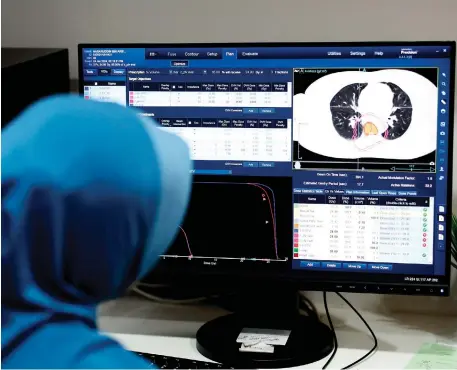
xmin=81 ymin=45 xmax=451 ymax=179
xmin=292 ymin=183 xmax=441 ymax=276
xmin=286 ymin=45 xmax=451 ymax=277
xmin=81 ymin=45 xmax=451 ymax=67
xmin=81 ymin=44 xmax=453 ymax=279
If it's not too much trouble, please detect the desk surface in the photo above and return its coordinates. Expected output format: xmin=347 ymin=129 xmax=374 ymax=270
xmin=98 ymin=296 xmax=457 ymax=369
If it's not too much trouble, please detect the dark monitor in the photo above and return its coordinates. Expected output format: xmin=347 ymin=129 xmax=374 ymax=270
xmin=79 ymin=42 xmax=455 ymax=366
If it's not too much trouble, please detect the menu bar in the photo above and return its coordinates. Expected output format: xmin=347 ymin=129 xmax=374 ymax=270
xmin=235 ymin=46 xmax=451 ymax=59
xmin=145 ymin=49 xmax=222 ymax=59
xmin=138 ymin=46 xmax=452 ymax=60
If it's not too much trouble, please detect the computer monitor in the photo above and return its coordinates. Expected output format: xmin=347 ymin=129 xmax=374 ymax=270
xmin=79 ymin=42 xmax=455 ymax=366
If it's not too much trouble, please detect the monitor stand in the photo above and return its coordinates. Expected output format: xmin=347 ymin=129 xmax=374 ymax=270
xmin=196 ymin=286 xmax=334 ymax=368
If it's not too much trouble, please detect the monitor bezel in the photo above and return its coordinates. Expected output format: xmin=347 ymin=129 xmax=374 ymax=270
xmin=78 ymin=41 xmax=455 ymax=296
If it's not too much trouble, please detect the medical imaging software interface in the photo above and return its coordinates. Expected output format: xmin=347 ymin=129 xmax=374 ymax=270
xmin=82 ymin=44 xmax=452 ymax=287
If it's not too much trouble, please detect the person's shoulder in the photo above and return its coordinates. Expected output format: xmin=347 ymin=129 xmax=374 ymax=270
xmin=74 ymin=327 xmax=151 ymax=369
xmin=2 ymin=320 xmax=150 ymax=369
xmin=68 ymin=321 xmax=150 ymax=368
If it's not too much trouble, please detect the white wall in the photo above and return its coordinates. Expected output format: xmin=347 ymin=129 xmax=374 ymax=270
xmin=1 ymin=0 xmax=456 ymax=77
xmin=2 ymin=0 xmax=456 ymax=312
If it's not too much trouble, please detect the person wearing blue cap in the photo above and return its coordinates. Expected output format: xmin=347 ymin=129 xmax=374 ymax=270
xmin=1 ymin=96 xmax=192 ymax=368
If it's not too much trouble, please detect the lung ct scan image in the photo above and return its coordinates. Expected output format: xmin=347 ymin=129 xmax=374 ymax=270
xmin=293 ymin=68 xmax=438 ymax=172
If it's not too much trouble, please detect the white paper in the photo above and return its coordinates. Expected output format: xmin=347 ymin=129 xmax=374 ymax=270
xmin=439 ymin=206 xmax=445 ymax=212
xmin=239 ymin=342 xmax=275 ymax=353
xmin=439 ymin=234 xmax=444 ymax=240
xmin=438 ymin=224 xmax=444 ymax=231
xmin=439 ymin=215 xmax=445 ymax=222
xmin=236 ymin=328 xmax=291 ymax=346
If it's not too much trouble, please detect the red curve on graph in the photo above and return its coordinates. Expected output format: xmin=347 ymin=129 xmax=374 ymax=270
xmin=247 ymin=183 xmax=278 ymax=259
xmin=177 ymin=182 xmax=278 ymax=260
xmin=179 ymin=226 xmax=193 ymax=257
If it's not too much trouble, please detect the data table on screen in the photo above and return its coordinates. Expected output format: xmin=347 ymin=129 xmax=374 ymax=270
xmin=157 ymin=118 xmax=291 ymax=162
xmin=293 ymin=195 xmax=434 ymax=266
xmin=128 ymin=82 xmax=292 ymax=108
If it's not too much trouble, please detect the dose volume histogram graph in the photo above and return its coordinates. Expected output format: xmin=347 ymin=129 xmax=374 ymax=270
xmin=162 ymin=176 xmax=291 ymax=263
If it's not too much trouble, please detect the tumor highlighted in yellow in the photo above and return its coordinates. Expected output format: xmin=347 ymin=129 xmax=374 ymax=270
xmin=363 ymin=122 xmax=379 ymax=136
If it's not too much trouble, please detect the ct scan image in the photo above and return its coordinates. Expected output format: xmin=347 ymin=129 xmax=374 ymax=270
xmin=293 ymin=68 xmax=438 ymax=172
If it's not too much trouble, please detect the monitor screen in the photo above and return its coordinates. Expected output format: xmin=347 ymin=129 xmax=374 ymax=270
xmin=79 ymin=42 xmax=455 ymax=296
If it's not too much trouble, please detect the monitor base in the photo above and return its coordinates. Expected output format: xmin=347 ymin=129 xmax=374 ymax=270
xmin=196 ymin=313 xmax=333 ymax=368
xmin=196 ymin=288 xmax=334 ymax=368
